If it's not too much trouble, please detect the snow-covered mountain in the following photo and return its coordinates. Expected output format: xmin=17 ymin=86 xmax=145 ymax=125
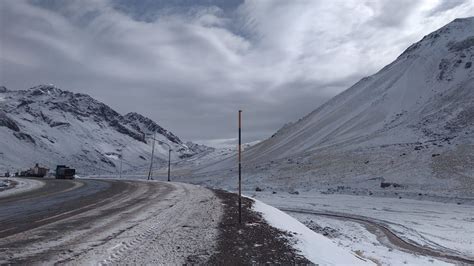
xmin=247 ymin=18 xmax=473 ymax=158
xmin=0 ymin=85 xmax=211 ymax=174
xmin=192 ymin=18 xmax=474 ymax=197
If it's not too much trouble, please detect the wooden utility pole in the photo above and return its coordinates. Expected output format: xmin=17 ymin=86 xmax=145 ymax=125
xmin=238 ymin=110 xmax=242 ymax=224
xmin=148 ymin=132 xmax=156 ymax=180
xmin=119 ymin=152 xmax=123 ymax=179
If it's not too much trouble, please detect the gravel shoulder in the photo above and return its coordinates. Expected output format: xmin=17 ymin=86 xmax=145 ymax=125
xmin=208 ymin=190 xmax=311 ymax=265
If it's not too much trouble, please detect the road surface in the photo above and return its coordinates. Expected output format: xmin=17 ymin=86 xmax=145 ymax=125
xmin=0 ymin=178 xmax=222 ymax=264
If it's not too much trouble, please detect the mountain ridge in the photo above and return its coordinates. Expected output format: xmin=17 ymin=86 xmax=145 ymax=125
xmin=0 ymin=84 xmax=211 ymax=174
xmin=247 ymin=17 xmax=474 ymax=158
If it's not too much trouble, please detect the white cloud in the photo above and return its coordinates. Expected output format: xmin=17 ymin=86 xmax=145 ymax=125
xmin=1 ymin=0 xmax=473 ymax=143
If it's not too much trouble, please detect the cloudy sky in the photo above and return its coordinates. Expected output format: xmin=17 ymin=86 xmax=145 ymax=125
xmin=1 ymin=0 xmax=473 ymax=147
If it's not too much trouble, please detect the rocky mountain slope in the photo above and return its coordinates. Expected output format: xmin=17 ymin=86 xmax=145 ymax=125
xmin=0 ymin=85 xmax=211 ymax=175
xmin=192 ymin=18 xmax=474 ymax=197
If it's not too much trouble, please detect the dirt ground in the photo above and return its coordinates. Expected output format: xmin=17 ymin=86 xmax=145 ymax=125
xmin=206 ymin=190 xmax=311 ymax=265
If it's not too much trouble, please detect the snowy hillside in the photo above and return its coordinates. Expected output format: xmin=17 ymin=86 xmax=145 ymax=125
xmin=0 ymin=85 xmax=211 ymax=174
xmin=190 ymin=18 xmax=474 ymax=197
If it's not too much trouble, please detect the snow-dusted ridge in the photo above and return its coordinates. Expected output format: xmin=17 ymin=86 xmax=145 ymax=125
xmin=0 ymin=85 xmax=212 ymax=174
xmin=247 ymin=16 xmax=474 ymax=159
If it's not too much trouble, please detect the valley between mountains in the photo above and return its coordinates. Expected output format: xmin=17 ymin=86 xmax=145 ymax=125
xmin=1 ymin=17 xmax=473 ymax=265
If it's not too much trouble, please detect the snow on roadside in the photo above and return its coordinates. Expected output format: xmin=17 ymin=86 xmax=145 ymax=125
xmin=0 ymin=177 xmax=44 ymax=198
xmin=0 ymin=179 xmax=12 ymax=189
xmin=290 ymin=212 xmax=453 ymax=266
xmin=251 ymin=198 xmax=372 ymax=265
xmin=253 ymin=191 xmax=474 ymax=258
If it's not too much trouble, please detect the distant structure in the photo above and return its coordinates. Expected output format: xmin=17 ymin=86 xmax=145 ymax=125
xmin=4 ymin=171 xmax=10 ymax=177
xmin=16 ymin=163 xmax=49 ymax=177
xmin=31 ymin=163 xmax=49 ymax=177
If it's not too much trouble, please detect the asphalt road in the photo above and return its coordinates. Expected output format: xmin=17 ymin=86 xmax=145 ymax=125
xmin=1 ymin=178 xmax=310 ymax=265
xmin=0 ymin=178 xmax=222 ymax=264
xmin=0 ymin=178 xmax=135 ymax=239
xmin=281 ymin=207 xmax=474 ymax=265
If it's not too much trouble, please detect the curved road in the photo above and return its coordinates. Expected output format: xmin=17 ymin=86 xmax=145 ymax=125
xmin=0 ymin=178 xmax=222 ymax=264
xmin=280 ymin=207 xmax=474 ymax=265
xmin=0 ymin=178 xmax=132 ymax=238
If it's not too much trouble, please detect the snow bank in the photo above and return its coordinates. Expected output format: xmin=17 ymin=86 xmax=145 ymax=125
xmin=0 ymin=177 xmax=44 ymax=198
xmin=254 ymin=191 xmax=474 ymax=259
xmin=0 ymin=179 xmax=12 ymax=189
xmin=252 ymin=198 xmax=372 ymax=265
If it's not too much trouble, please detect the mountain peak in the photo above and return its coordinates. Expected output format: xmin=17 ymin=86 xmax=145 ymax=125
xmin=398 ymin=16 xmax=474 ymax=59
xmin=28 ymin=84 xmax=63 ymax=95
xmin=0 ymin=85 xmax=207 ymax=173
xmin=450 ymin=16 xmax=474 ymax=25
xmin=435 ymin=16 xmax=474 ymax=36
xmin=124 ymin=112 xmax=182 ymax=144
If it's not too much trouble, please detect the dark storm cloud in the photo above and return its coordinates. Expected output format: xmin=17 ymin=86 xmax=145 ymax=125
xmin=1 ymin=0 xmax=473 ymax=146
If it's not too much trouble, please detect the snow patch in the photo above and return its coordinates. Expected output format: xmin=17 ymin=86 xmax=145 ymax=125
xmin=0 ymin=177 xmax=44 ymax=198
xmin=252 ymin=197 xmax=371 ymax=265
xmin=253 ymin=192 xmax=474 ymax=261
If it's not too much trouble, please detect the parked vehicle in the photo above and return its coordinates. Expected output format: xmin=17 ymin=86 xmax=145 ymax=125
xmin=55 ymin=165 xmax=76 ymax=179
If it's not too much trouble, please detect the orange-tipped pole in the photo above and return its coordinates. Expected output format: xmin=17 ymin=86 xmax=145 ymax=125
xmin=238 ymin=110 xmax=242 ymax=224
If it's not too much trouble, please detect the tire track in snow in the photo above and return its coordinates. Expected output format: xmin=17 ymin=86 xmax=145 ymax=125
xmin=97 ymin=184 xmax=221 ymax=265
xmin=0 ymin=179 xmax=222 ymax=265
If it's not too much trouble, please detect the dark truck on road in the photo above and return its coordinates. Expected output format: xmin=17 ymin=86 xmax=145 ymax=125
xmin=55 ymin=165 xmax=76 ymax=179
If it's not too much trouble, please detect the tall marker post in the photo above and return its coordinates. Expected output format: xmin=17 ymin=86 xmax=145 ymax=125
xmin=238 ymin=110 xmax=242 ymax=224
